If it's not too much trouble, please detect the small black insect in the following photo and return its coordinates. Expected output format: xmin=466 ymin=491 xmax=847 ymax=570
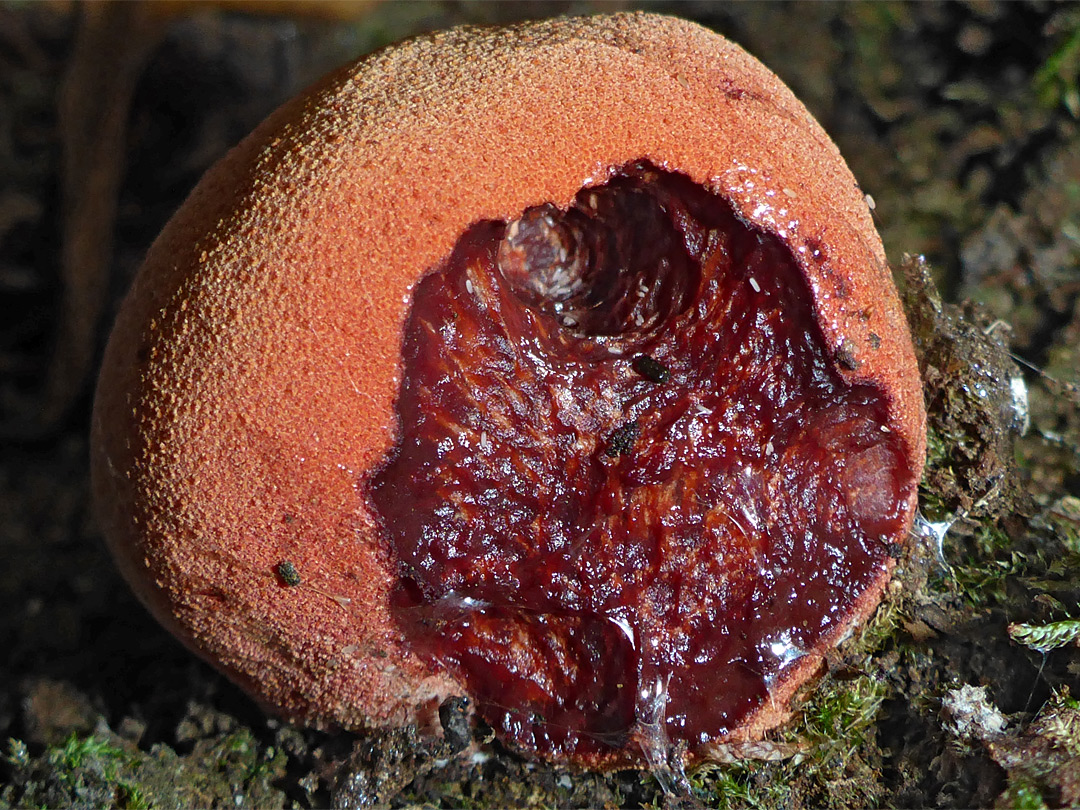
xmin=276 ymin=560 xmax=302 ymax=587
xmin=632 ymin=354 xmax=671 ymax=384
xmin=605 ymin=420 xmax=640 ymax=457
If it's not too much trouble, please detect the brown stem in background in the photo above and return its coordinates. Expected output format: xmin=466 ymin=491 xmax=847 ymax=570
xmin=1 ymin=3 xmax=162 ymax=440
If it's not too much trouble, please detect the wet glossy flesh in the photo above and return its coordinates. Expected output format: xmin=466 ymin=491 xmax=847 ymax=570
xmin=370 ymin=165 xmax=906 ymax=760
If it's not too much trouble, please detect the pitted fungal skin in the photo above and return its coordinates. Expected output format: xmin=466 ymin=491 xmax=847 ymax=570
xmin=370 ymin=165 xmax=907 ymax=760
xmin=89 ymin=13 xmax=927 ymax=764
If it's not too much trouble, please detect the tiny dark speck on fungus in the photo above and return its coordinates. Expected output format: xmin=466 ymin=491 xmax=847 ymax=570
xmin=632 ymin=354 xmax=672 ymax=383
xmin=605 ymin=420 xmax=640 ymax=457
xmin=837 ymin=339 xmax=860 ymax=371
xmin=276 ymin=561 xmax=301 ymax=587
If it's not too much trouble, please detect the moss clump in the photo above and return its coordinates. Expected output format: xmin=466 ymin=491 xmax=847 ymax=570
xmin=999 ymin=780 xmax=1052 ymax=810
xmin=2 ymin=732 xmax=135 ymax=809
xmin=1035 ymin=8 xmax=1080 ymax=117
xmin=684 ymin=599 xmax=899 ymax=810
xmin=0 ymin=727 xmax=289 ymax=810
xmin=951 ymin=523 xmax=1033 ymax=608
xmin=987 ymin=689 xmax=1080 ymax=807
xmin=683 ymin=671 xmax=889 ymax=810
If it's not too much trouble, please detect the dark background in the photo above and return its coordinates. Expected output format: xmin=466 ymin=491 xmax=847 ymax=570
xmin=2 ymin=2 xmax=1079 ymax=807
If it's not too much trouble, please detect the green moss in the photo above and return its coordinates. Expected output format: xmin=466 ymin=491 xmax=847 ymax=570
xmin=116 ymin=781 xmax=151 ymax=810
xmin=685 ymin=599 xmax=898 ymax=810
xmin=688 ymin=762 xmax=772 ymax=810
xmin=800 ymin=676 xmax=887 ymax=752
xmin=1035 ymin=10 xmax=1080 ymax=117
xmin=0 ymin=725 xmax=293 ymax=810
xmin=1000 ymin=780 xmax=1052 ymax=810
xmin=687 ymin=670 xmax=888 ymax=809
xmin=53 ymin=733 xmax=126 ymax=775
xmin=951 ymin=523 xmax=1030 ymax=607
xmin=920 ymin=424 xmax=956 ymax=522
xmin=1033 ymin=688 xmax=1080 ymax=757
xmin=1009 ymin=620 xmax=1080 ymax=654
xmin=4 ymin=738 xmax=29 ymax=770
xmin=0 ymin=732 xmax=143 ymax=808
xmin=1045 ymin=496 xmax=1080 ymax=554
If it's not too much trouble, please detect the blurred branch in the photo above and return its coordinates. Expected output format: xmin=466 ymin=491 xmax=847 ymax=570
xmin=2 ymin=2 xmax=164 ymax=440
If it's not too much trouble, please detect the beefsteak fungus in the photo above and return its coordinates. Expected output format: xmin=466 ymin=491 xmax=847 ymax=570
xmin=91 ymin=13 xmax=926 ymax=768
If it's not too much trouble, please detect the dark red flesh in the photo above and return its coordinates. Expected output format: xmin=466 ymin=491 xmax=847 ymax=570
xmin=370 ymin=164 xmax=907 ymax=761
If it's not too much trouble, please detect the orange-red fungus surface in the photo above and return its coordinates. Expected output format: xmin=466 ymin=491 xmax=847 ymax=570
xmin=91 ymin=13 xmax=926 ymax=769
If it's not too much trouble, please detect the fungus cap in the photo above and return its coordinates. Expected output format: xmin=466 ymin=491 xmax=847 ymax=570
xmin=91 ymin=12 xmax=926 ymax=768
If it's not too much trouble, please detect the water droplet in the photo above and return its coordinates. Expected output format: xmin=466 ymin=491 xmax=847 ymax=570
xmin=761 ymin=629 xmax=807 ymax=684
xmin=1010 ymin=374 xmax=1030 ymax=435
xmin=912 ymin=509 xmax=955 ymax=566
